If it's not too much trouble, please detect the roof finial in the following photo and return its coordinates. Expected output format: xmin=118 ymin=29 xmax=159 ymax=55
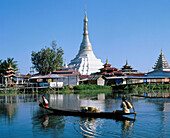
xmin=126 ymin=59 xmax=128 ymax=65
xmin=161 ymin=49 xmax=163 ymax=55
xmin=64 ymin=59 xmax=68 ymax=68
xmin=106 ymin=58 xmax=108 ymax=64
xmin=84 ymin=10 xmax=88 ymax=22
xmin=84 ymin=0 xmax=88 ymax=22
xmin=9 ymin=63 xmax=12 ymax=68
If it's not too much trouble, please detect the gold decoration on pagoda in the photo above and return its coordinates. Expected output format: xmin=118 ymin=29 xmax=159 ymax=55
xmin=153 ymin=49 xmax=169 ymax=69
xmin=106 ymin=58 xmax=108 ymax=64
xmin=84 ymin=9 xmax=88 ymax=22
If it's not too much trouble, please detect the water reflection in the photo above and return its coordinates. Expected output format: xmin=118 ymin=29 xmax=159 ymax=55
xmin=0 ymin=94 xmax=39 ymax=103
xmin=0 ymin=104 xmax=18 ymax=123
xmin=32 ymin=113 xmax=66 ymax=137
xmin=49 ymin=94 xmax=80 ymax=110
xmin=42 ymin=115 xmax=49 ymax=128
xmin=121 ymin=120 xmax=134 ymax=137
xmin=0 ymin=93 xmax=169 ymax=137
xmin=73 ymin=117 xmax=135 ymax=137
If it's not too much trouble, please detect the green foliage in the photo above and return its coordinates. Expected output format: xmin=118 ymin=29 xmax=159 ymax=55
xmin=0 ymin=57 xmax=19 ymax=75
xmin=63 ymin=86 xmax=69 ymax=90
xmin=164 ymin=84 xmax=169 ymax=89
xmin=73 ymin=84 xmax=111 ymax=90
xmin=31 ymin=41 xmax=64 ymax=75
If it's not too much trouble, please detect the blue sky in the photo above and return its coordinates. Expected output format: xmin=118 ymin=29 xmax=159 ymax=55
xmin=1 ymin=0 xmax=170 ymax=74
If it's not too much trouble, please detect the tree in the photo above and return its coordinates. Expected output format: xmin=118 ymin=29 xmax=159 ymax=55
xmin=31 ymin=41 xmax=64 ymax=75
xmin=0 ymin=57 xmax=19 ymax=75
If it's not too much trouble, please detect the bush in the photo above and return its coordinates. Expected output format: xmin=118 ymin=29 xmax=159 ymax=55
xmin=73 ymin=84 xmax=111 ymax=90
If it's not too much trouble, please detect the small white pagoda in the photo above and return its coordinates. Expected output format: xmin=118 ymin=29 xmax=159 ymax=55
xmin=68 ymin=11 xmax=103 ymax=75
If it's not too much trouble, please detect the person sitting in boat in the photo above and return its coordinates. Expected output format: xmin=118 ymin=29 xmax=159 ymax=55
xmin=39 ymin=95 xmax=49 ymax=107
xmin=120 ymin=97 xmax=132 ymax=113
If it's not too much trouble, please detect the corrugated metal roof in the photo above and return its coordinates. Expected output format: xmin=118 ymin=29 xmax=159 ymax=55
xmin=106 ymin=76 xmax=168 ymax=80
xmin=30 ymin=74 xmax=65 ymax=79
xmin=88 ymin=75 xmax=103 ymax=80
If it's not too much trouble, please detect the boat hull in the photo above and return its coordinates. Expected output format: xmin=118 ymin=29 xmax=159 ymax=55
xmin=39 ymin=104 xmax=136 ymax=119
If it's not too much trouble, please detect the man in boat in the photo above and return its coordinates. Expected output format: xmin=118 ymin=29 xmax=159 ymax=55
xmin=120 ymin=97 xmax=132 ymax=113
xmin=39 ymin=95 xmax=49 ymax=107
xmin=114 ymin=96 xmax=132 ymax=113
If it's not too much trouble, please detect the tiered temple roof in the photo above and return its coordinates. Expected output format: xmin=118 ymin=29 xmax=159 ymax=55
xmin=153 ymin=49 xmax=170 ymax=70
xmin=121 ymin=60 xmax=145 ymax=76
xmin=4 ymin=64 xmax=16 ymax=78
xmin=147 ymin=49 xmax=170 ymax=77
xmin=99 ymin=59 xmax=123 ymax=77
xmin=121 ymin=60 xmax=137 ymax=73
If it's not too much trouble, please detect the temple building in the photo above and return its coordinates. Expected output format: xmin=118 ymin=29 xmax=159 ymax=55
xmin=4 ymin=64 xmax=16 ymax=86
xmin=147 ymin=49 xmax=170 ymax=77
xmin=152 ymin=49 xmax=170 ymax=71
xmin=121 ymin=60 xmax=137 ymax=73
xmin=68 ymin=11 xmax=103 ymax=75
xmin=121 ymin=60 xmax=144 ymax=76
xmin=99 ymin=59 xmax=123 ymax=77
xmin=52 ymin=60 xmax=80 ymax=86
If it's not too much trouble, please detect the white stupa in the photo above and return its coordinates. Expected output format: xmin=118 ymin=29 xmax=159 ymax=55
xmin=68 ymin=10 xmax=103 ymax=75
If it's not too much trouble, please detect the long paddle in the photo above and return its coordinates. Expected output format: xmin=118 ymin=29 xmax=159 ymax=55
xmin=129 ymin=95 xmax=136 ymax=113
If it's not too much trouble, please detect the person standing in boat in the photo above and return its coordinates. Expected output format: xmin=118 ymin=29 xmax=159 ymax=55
xmin=120 ymin=97 xmax=132 ymax=113
xmin=39 ymin=95 xmax=49 ymax=107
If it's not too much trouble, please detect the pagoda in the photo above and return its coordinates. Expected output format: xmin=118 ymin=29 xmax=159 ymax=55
xmin=120 ymin=60 xmax=145 ymax=76
xmin=121 ymin=60 xmax=138 ymax=74
xmin=153 ymin=49 xmax=170 ymax=71
xmin=68 ymin=10 xmax=103 ymax=75
xmin=4 ymin=64 xmax=16 ymax=78
xmin=99 ymin=59 xmax=123 ymax=77
xmin=147 ymin=49 xmax=170 ymax=77
xmin=4 ymin=64 xmax=16 ymax=86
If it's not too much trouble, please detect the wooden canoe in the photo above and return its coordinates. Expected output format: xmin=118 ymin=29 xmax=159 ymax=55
xmin=39 ymin=104 xmax=136 ymax=119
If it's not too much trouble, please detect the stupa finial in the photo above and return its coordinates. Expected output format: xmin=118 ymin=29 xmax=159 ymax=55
xmin=106 ymin=58 xmax=108 ymax=64
xmin=161 ymin=49 xmax=163 ymax=55
xmin=9 ymin=63 xmax=12 ymax=68
xmin=84 ymin=1 xmax=88 ymax=22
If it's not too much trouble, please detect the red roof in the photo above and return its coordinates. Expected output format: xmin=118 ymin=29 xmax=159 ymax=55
xmin=104 ymin=63 xmax=111 ymax=67
xmin=101 ymin=67 xmax=118 ymax=70
xmin=16 ymin=74 xmax=31 ymax=78
xmin=79 ymin=75 xmax=90 ymax=79
xmin=4 ymin=73 xmax=16 ymax=77
xmin=101 ymin=72 xmax=107 ymax=74
xmin=53 ymin=70 xmax=79 ymax=76
xmin=114 ymin=71 xmax=122 ymax=73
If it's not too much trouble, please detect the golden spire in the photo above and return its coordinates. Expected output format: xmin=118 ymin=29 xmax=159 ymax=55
xmin=9 ymin=63 xmax=12 ymax=68
xmin=161 ymin=49 xmax=163 ymax=55
xmin=106 ymin=58 xmax=108 ymax=64
xmin=84 ymin=8 xmax=88 ymax=22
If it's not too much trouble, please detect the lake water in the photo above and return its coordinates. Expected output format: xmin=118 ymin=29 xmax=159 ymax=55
xmin=0 ymin=92 xmax=170 ymax=138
